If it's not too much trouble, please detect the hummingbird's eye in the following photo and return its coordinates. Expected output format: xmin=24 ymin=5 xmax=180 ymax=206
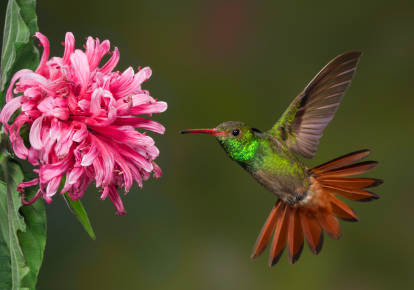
xmin=232 ymin=129 xmax=240 ymax=136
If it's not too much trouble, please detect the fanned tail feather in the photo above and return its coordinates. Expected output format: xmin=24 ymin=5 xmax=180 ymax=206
xmin=329 ymin=194 xmax=359 ymax=222
xmin=314 ymin=210 xmax=342 ymax=240
xmin=251 ymin=200 xmax=281 ymax=260
xmin=310 ymin=149 xmax=370 ymax=173
xmin=318 ymin=177 xmax=383 ymax=189
xmin=287 ymin=209 xmax=304 ymax=265
xmin=269 ymin=204 xmax=290 ymax=266
xmin=322 ymin=183 xmax=380 ymax=202
xmin=251 ymin=150 xmax=382 ymax=266
xmin=300 ymin=211 xmax=323 ymax=255
xmin=315 ymin=161 xmax=379 ymax=178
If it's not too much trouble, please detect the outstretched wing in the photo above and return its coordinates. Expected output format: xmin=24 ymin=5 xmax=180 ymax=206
xmin=267 ymin=51 xmax=363 ymax=159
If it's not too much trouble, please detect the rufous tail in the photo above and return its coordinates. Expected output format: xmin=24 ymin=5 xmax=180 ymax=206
xmin=251 ymin=149 xmax=383 ymax=266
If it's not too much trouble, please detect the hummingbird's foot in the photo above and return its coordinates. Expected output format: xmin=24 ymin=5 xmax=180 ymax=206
xmin=294 ymin=188 xmax=307 ymax=203
xmin=284 ymin=197 xmax=295 ymax=206
xmin=283 ymin=189 xmax=307 ymax=205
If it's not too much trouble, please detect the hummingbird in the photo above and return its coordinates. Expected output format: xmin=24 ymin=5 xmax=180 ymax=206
xmin=180 ymin=51 xmax=383 ymax=266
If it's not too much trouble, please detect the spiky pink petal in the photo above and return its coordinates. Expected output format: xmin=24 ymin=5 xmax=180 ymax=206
xmin=63 ymin=32 xmax=75 ymax=64
xmin=17 ymin=178 xmax=40 ymax=192
xmin=21 ymin=189 xmax=43 ymax=206
xmin=100 ymin=47 xmax=120 ymax=75
xmin=46 ymin=175 xmax=62 ymax=197
xmin=34 ymin=32 xmax=50 ymax=77
xmin=6 ymin=70 xmax=32 ymax=102
xmin=29 ymin=116 xmax=45 ymax=150
xmin=112 ymin=117 xmax=165 ymax=134
xmin=108 ymin=185 xmax=126 ymax=216
xmin=70 ymin=50 xmax=90 ymax=94
xmin=0 ymin=96 xmax=24 ymax=125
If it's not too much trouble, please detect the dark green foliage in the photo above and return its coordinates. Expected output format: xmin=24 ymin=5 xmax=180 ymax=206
xmin=18 ymin=171 xmax=46 ymax=289
xmin=0 ymin=155 xmax=46 ymax=289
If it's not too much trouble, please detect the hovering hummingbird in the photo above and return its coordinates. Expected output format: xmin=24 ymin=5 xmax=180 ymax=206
xmin=180 ymin=51 xmax=383 ymax=266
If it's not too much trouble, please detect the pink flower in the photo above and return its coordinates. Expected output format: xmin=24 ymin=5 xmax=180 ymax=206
xmin=0 ymin=32 xmax=167 ymax=215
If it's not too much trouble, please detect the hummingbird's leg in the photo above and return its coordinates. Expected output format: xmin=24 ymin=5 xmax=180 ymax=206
xmin=294 ymin=188 xmax=307 ymax=203
xmin=284 ymin=190 xmax=306 ymax=205
xmin=285 ymin=197 xmax=295 ymax=205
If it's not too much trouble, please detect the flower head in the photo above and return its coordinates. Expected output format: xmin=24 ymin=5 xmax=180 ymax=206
xmin=0 ymin=32 xmax=167 ymax=215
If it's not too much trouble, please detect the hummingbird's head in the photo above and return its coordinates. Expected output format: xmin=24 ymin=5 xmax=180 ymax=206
xmin=180 ymin=121 xmax=261 ymax=165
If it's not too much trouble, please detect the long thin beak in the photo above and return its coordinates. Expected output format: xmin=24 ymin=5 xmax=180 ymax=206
xmin=179 ymin=128 xmax=224 ymax=136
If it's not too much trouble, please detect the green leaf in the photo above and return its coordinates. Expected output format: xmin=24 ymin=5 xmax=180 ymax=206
xmin=0 ymin=156 xmax=30 ymax=289
xmin=17 ymin=171 xmax=46 ymax=289
xmin=14 ymin=0 xmax=38 ymax=36
xmin=0 ymin=157 xmax=46 ymax=290
xmin=0 ymin=0 xmax=39 ymax=110
xmin=63 ymin=193 xmax=96 ymax=240
xmin=0 ymin=230 xmax=12 ymax=289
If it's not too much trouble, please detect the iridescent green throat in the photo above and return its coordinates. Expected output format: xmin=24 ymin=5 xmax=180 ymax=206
xmin=217 ymin=135 xmax=261 ymax=172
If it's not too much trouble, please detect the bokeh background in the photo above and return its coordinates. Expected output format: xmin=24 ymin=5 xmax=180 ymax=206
xmin=1 ymin=0 xmax=414 ymax=289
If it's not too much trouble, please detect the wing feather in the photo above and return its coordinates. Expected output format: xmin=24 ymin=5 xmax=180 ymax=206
xmin=267 ymin=51 xmax=363 ymax=158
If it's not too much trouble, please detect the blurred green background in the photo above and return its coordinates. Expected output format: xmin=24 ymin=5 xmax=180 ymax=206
xmin=1 ymin=0 xmax=414 ymax=289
